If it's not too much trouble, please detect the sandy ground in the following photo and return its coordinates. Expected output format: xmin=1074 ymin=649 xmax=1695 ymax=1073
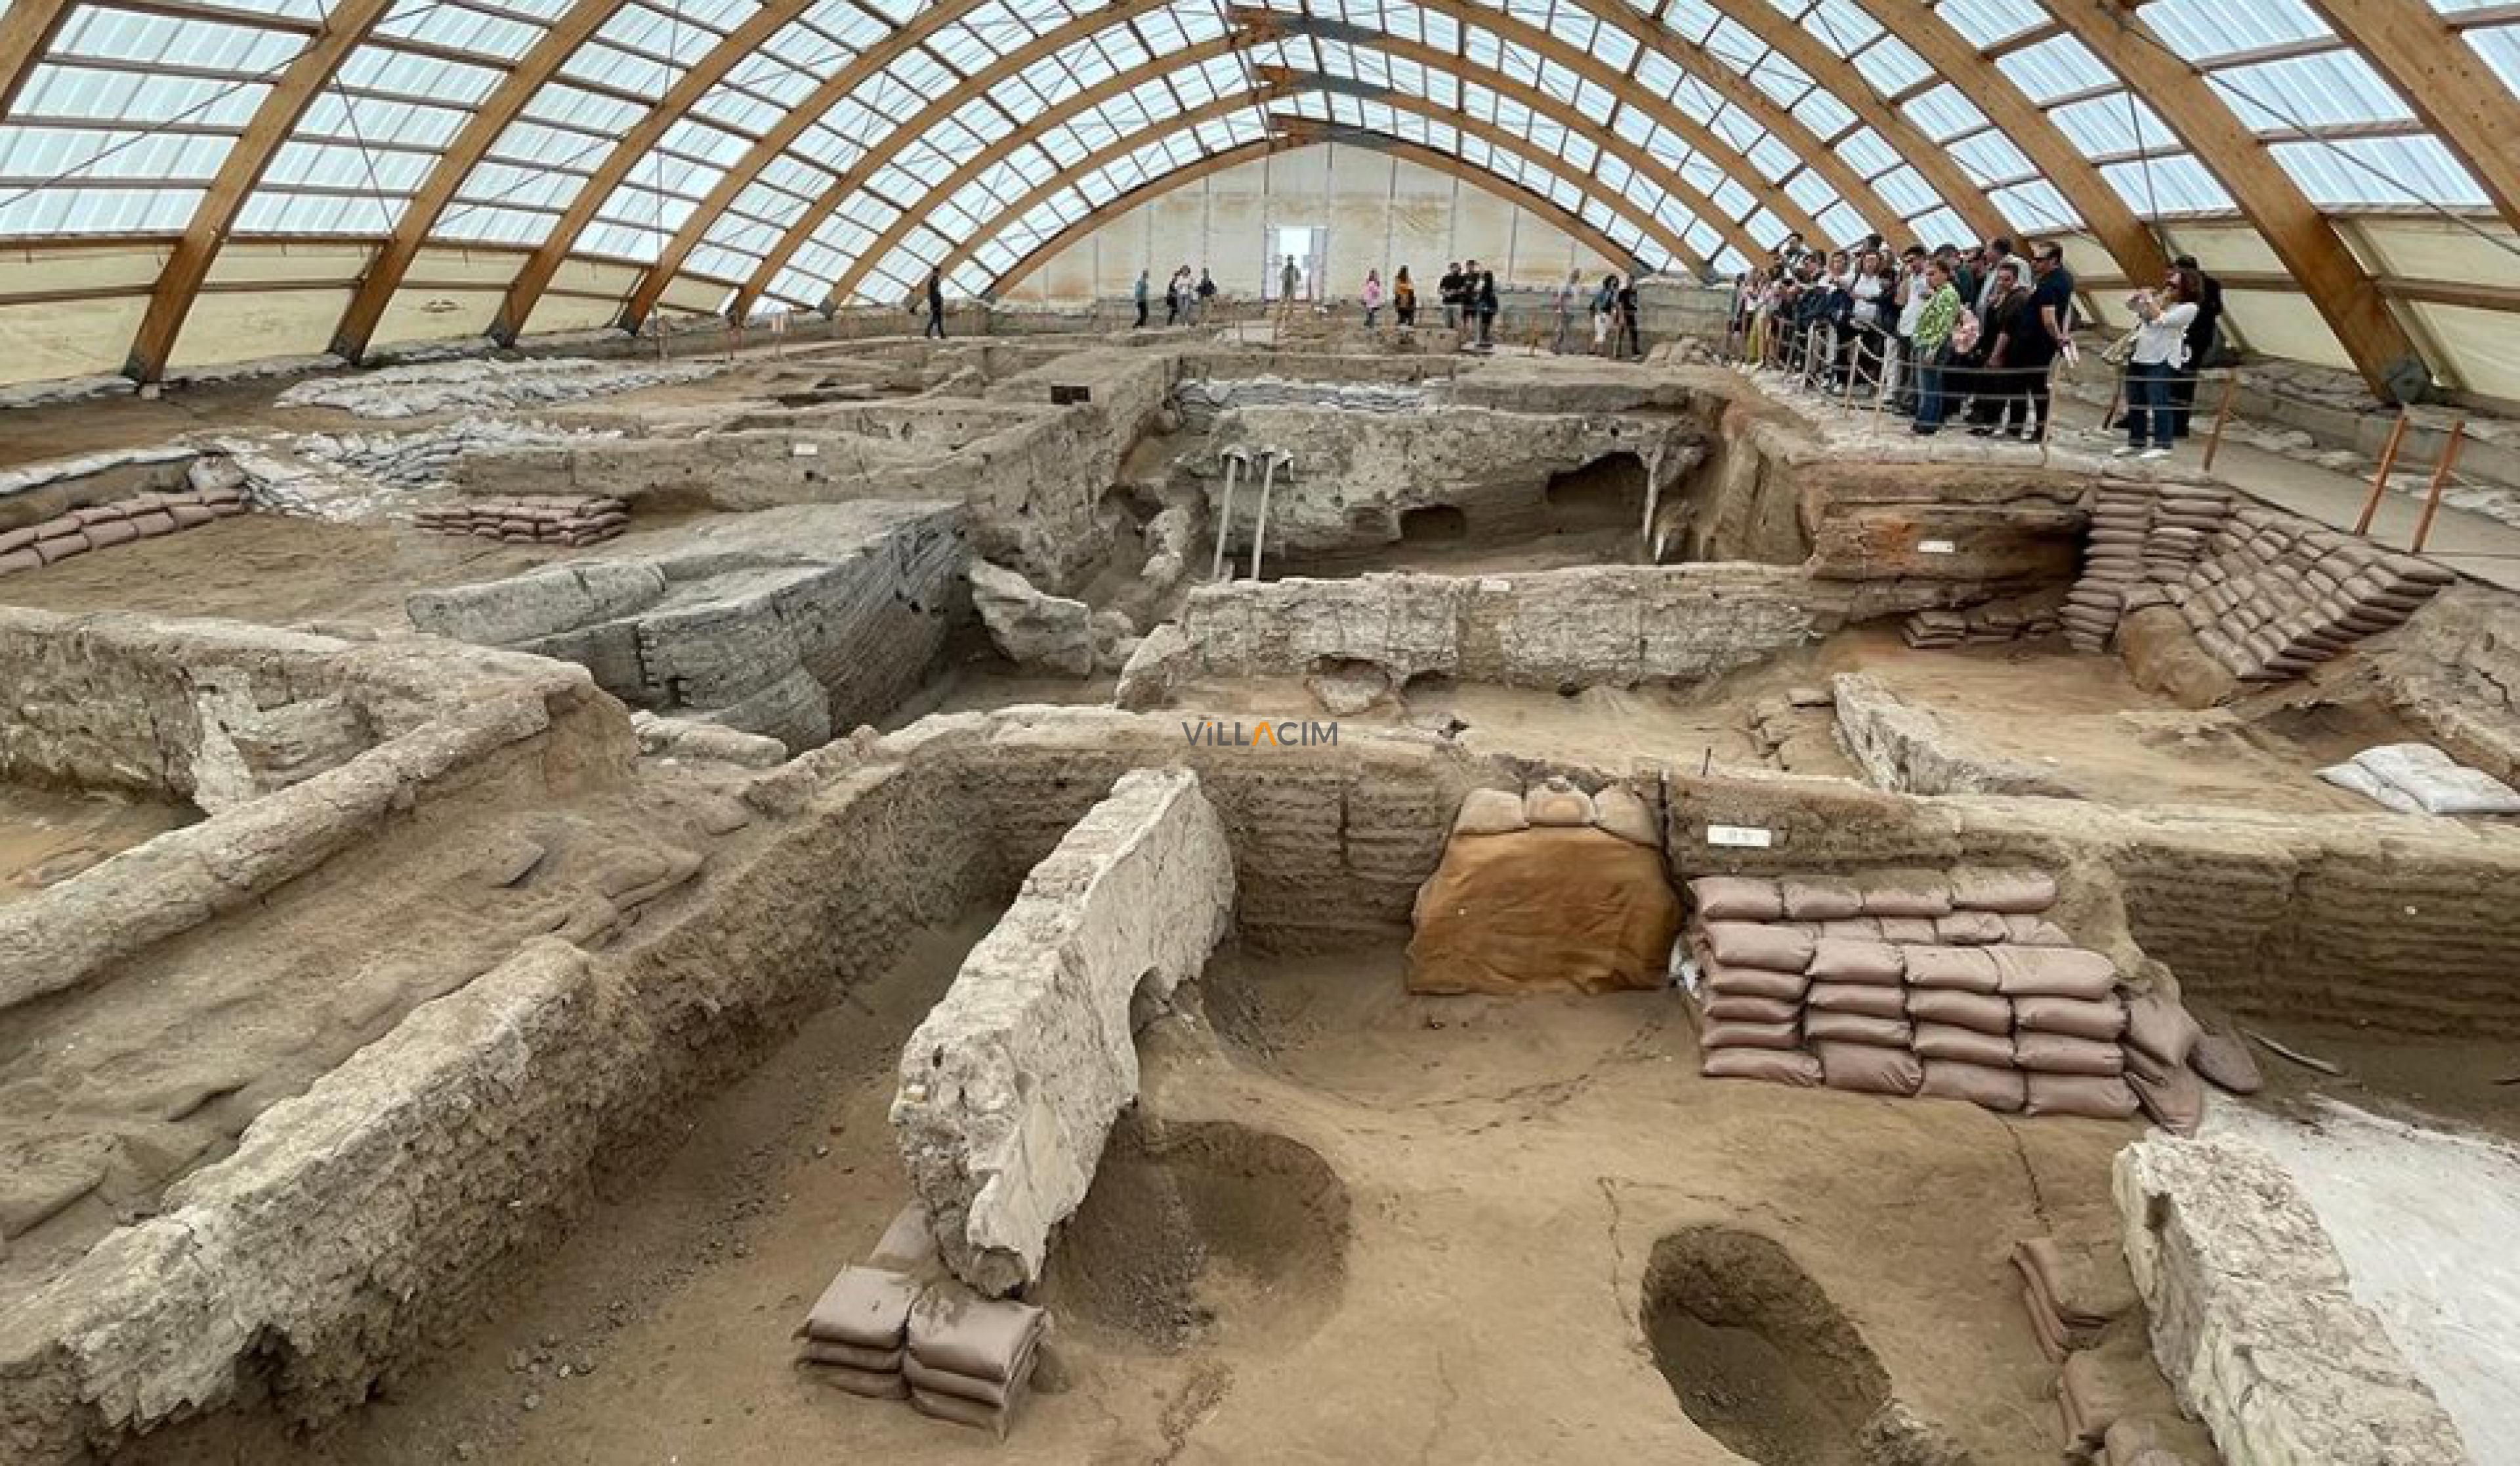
xmin=2209 ymin=1098 xmax=2520 ymax=1465
xmin=162 ymin=917 xmax=2138 ymax=1466
xmin=0 ymin=783 xmax=193 ymax=906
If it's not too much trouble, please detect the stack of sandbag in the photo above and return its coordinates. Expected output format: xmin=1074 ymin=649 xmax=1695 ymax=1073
xmin=2013 ymin=1237 xmax=2134 ymax=1362
xmin=2176 ymin=509 xmax=2454 ymax=681
xmin=2316 ymin=741 xmax=2520 ymax=816
xmin=2120 ymin=988 xmax=2207 ymax=1135
xmin=411 ymin=492 xmax=629 ymax=545
xmin=2015 ymin=1237 xmax=2222 ymax=1463
xmin=905 ymin=1284 xmax=1049 ymax=1436
xmin=0 ymin=484 xmax=247 ymax=577
xmin=796 ymin=1205 xmax=939 ymax=1402
xmin=1899 ymin=595 xmax=2065 ymax=651
xmin=1900 ymin=608 xmax=1967 ymax=650
xmin=2065 ymin=484 xmax=2227 ymax=651
xmin=1682 ymin=869 xmax=2145 ymax=1120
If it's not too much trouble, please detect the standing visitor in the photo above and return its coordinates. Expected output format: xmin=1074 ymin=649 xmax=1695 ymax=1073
xmin=2167 ymin=253 xmax=2222 ymax=440
xmin=2009 ymin=241 xmax=2075 ymax=440
xmin=1438 ymin=262 xmax=1462 ymax=329
xmin=1194 ymin=267 xmax=1217 ymax=324
xmin=2116 ymin=267 xmax=2204 ymax=461
xmin=1475 ymin=269 xmax=1500 ymax=349
xmin=1133 ymin=268 xmax=1149 ymax=329
xmin=1617 ymin=274 xmax=1643 ymax=360
xmin=1362 ymin=269 xmax=1385 ymax=327
xmin=1890 ymin=249 xmax=1929 ymax=411
xmin=1555 ymin=270 xmax=1582 ymax=352
xmin=1591 ymin=272 xmax=1619 ymax=354
xmin=1966 ymin=262 xmax=2033 ymax=434
xmin=1394 ymin=266 xmax=1416 ymax=325
xmin=1909 ymin=259 xmax=1963 ymax=435
xmin=1278 ymin=254 xmax=1301 ymax=326
xmin=923 ymin=268 xmax=946 ymax=339
xmin=1164 ymin=268 xmax=1183 ymax=325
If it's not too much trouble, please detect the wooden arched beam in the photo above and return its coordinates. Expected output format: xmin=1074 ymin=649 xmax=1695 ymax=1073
xmin=828 ymin=73 xmax=1708 ymax=310
xmin=329 ymin=0 xmax=628 ymax=363
xmin=719 ymin=0 xmax=1792 ymax=324
xmin=989 ymin=126 xmax=1645 ymax=299
xmin=1836 ymin=0 xmax=2170 ymax=285
xmin=1643 ymin=0 xmax=2013 ymax=247
xmin=123 ymin=0 xmax=399 ymax=383
xmin=2042 ymin=0 xmax=2429 ymax=400
xmin=0 ymin=0 xmax=75 ymax=117
xmin=616 ymin=0 xmax=1186 ymax=334
xmin=2298 ymin=0 xmax=2520 ymax=230
xmin=488 ymin=0 xmax=818 ymax=346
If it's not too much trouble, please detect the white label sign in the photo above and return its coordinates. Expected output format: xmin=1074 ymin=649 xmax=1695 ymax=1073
xmin=1706 ymin=824 xmax=1774 ymax=848
xmin=1918 ymin=539 xmax=1957 ymax=555
xmin=792 ymin=442 xmax=820 ymax=457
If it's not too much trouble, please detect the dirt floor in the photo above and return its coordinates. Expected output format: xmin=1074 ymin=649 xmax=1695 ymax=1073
xmin=147 ymin=917 xmax=2138 ymax=1466
xmin=0 ymin=782 xmax=194 ymax=906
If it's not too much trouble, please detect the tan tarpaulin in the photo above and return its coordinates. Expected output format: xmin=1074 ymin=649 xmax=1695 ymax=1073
xmin=1406 ymin=827 xmax=1679 ymax=995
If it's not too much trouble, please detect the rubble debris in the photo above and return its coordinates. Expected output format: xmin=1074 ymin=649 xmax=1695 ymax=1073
xmin=277 ymin=357 xmax=724 ymax=419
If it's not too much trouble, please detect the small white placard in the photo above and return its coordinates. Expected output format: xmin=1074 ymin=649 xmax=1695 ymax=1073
xmin=1706 ymin=824 xmax=1774 ymax=848
xmin=792 ymin=442 xmax=820 ymax=457
xmin=1918 ymin=538 xmax=1957 ymax=555
xmin=1479 ymin=577 xmax=1513 ymax=593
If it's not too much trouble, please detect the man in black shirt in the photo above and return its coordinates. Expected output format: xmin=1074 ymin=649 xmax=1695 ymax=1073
xmin=2009 ymin=241 xmax=2076 ymax=440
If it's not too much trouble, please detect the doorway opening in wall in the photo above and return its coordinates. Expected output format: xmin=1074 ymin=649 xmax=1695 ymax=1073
xmin=1266 ymin=224 xmax=1327 ymax=301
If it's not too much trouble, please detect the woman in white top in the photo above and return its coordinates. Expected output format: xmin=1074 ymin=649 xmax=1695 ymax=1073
xmin=2116 ymin=266 xmax=2204 ymax=459
xmin=1362 ymin=270 xmax=1385 ymax=328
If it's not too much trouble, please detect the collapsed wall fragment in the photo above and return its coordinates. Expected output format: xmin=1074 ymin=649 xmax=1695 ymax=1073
xmin=891 ymin=766 xmax=1234 ymax=1294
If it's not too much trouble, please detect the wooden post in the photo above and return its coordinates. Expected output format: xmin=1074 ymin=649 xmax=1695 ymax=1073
xmin=2199 ymin=371 xmax=2239 ymax=473
xmin=2409 ymin=418 xmax=2468 ymax=555
xmin=2101 ymin=372 xmax=2125 ymax=442
xmin=2354 ymin=409 xmax=2412 ymax=535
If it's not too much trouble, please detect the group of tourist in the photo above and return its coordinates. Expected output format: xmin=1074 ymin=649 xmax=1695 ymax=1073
xmin=1732 ymin=232 xmax=2223 ymax=459
xmin=1134 ymin=265 xmax=1221 ymax=328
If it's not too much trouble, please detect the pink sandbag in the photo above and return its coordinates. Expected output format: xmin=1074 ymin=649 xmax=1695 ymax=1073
xmin=1933 ymin=911 xmax=2010 ymax=946
xmin=2122 ymin=988 xmax=2201 ymax=1070
xmin=0 ymin=549 xmax=38 ymax=576
xmin=1706 ymin=992 xmax=1801 ymax=1024
xmin=2187 ymin=1030 xmax=2263 ymax=1095
xmin=129 ymin=511 xmax=178 ymax=537
xmin=1875 ymin=916 xmax=1940 ymax=944
xmin=2013 ymin=995 xmax=2127 ymax=1042
xmin=1816 ymin=917 xmax=1883 ymax=939
xmin=1806 ymin=938 xmax=1904 ymax=986
xmin=2128 ymin=1066 xmax=2204 ymax=1136
xmin=1902 ymin=946 xmax=2002 ymax=994
xmin=2003 ymin=915 xmax=2075 ymax=946
xmin=1702 ymin=953 xmax=1807 ymax=1002
xmin=2023 ymin=1073 xmax=2140 ymax=1120
xmin=1807 ymin=981 xmax=1908 ymax=1019
xmin=34 ymin=533 xmax=89 ymax=562
xmin=1904 ymin=988 xmax=2014 ymax=1035
xmin=1689 ymin=876 xmax=1783 ymax=921
xmin=168 ymin=503 xmax=216 ymax=528
xmin=2013 ymin=1032 xmax=2125 ymax=1077
xmin=1806 ymin=1011 xmax=1913 ymax=1048
xmin=1911 ymin=1022 xmax=2015 ymax=1068
xmin=1702 ymin=921 xmax=1814 ymax=974
xmin=1702 ymin=1047 xmax=1824 ymax=1087
xmin=1950 ymin=869 xmax=2058 ymax=913
xmin=1699 ymin=1017 xmax=1802 ymax=1051
xmin=1858 ymin=878 xmax=1952 ymax=918
xmin=1780 ymin=877 xmax=1863 ymax=921
xmin=1993 ymin=946 xmax=2117 ymax=999
xmin=0 ymin=526 xmax=34 ymax=553
xmin=83 ymin=519 xmax=138 ymax=548
xmin=1817 ymin=1041 xmax=1922 ymax=1097
xmin=71 ymin=505 xmax=127 ymax=526
xmin=1918 ymin=1060 xmax=2025 ymax=1112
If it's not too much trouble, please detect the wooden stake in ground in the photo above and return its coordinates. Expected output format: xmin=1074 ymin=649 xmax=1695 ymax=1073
xmin=2355 ymin=409 xmax=2411 ymax=535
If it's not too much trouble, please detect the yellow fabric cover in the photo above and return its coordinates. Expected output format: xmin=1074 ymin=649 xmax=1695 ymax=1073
xmin=1407 ymin=827 xmax=1679 ymax=995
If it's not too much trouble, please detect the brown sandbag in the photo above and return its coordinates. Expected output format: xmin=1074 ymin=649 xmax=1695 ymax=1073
xmin=1407 ymin=826 xmax=1681 ymax=994
xmin=1857 ymin=878 xmax=1952 ymax=918
xmin=869 ymin=1204 xmax=937 ymax=1273
xmin=2059 ymin=1329 xmax=2154 ymax=1450
xmin=1902 ymin=946 xmax=2002 ymax=994
xmin=2021 ymin=1279 xmax=2070 ymax=1360
xmin=1949 ymin=869 xmax=2057 ymax=913
xmin=1874 ymin=916 xmax=1941 ymax=945
xmin=1991 ymin=946 xmax=2117 ymax=999
xmin=1804 ymin=1011 xmax=1912 ymax=1048
xmin=2122 ymin=988 xmax=2201 ymax=1070
xmin=1706 ymin=992 xmax=1801 ymax=1024
xmin=1689 ymin=875 xmax=1782 ymax=921
xmin=1815 ymin=916 xmax=1884 ymax=939
xmin=2023 ymin=1072 xmax=2139 ymax=1120
xmin=0 ymin=526 xmax=33 ymax=554
xmin=1816 ymin=1041 xmax=1922 ymax=1097
xmin=129 ymin=511 xmax=178 ymax=537
xmin=2186 ymin=1029 xmax=2263 ymax=1095
xmin=1807 ymin=981 xmax=1908 ymax=1020
xmin=800 ymin=1339 xmax=905 ymax=1371
xmin=2013 ymin=1032 xmax=2124 ymax=1076
xmin=1698 ymin=1017 xmax=1802 ymax=1051
xmin=1779 ymin=877 xmax=1862 ymax=921
xmin=804 ymin=1265 xmax=921 ymax=1349
xmin=1805 ymin=938 xmax=1904 ymax=986
xmin=809 ymin=1362 xmax=911 ymax=1400
xmin=1933 ymin=910 xmax=2010 ymax=946
xmin=1700 ymin=919 xmax=1815 ymax=975
xmin=1911 ymin=1022 xmax=2015 ymax=1067
xmin=2013 ymin=1237 xmax=2134 ymax=1342
xmin=33 ymin=533 xmax=89 ymax=563
xmin=2105 ymin=1412 xmax=2220 ymax=1465
xmin=906 ymin=1350 xmax=1036 ymax=1410
xmin=1702 ymin=956 xmax=1807 ymax=1002
xmin=2128 ymin=1065 xmax=2205 ymax=1137
xmin=911 ymin=1383 xmax=1024 ymax=1436
xmin=1702 ymin=1047 xmax=1823 ymax=1086
xmin=0 ymin=549 xmax=38 ymax=576
xmin=1917 ymin=1060 xmax=2024 ymax=1112
xmin=2003 ymin=914 xmax=2075 ymax=946
xmin=2013 ymin=994 xmax=2127 ymax=1041
xmin=908 ymin=1285 xmax=1047 ymax=1384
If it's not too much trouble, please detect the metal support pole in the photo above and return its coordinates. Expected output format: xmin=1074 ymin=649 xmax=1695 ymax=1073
xmin=2410 ymin=418 xmax=2468 ymax=556
xmin=1249 ymin=449 xmax=1287 ymax=581
xmin=2200 ymin=371 xmax=2238 ymax=474
xmin=2355 ymin=410 xmax=2412 ymax=537
xmin=1211 ymin=449 xmax=1246 ymax=581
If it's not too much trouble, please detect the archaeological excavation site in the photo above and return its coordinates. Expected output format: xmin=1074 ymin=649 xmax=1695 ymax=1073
xmin=5 ymin=3 xmax=2520 ymax=1459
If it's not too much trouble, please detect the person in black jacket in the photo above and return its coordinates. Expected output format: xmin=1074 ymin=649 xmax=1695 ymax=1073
xmin=2167 ymin=253 xmax=2223 ymax=439
xmin=1473 ymin=269 xmax=1499 ymax=349
xmin=1438 ymin=262 xmax=1462 ymax=329
xmin=1617 ymin=276 xmax=1643 ymax=360
xmin=923 ymin=268 xmax=946 ymax=339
